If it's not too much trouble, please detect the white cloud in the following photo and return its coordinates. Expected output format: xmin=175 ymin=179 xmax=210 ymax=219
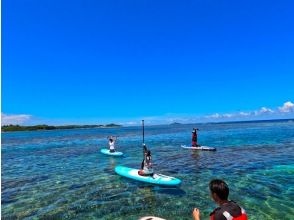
xmin=1 ymin=113 xmax=32 ymax=125
xmin=205 ymin=113 xmax=221 ymax=119
xmin=259 ymin=107 xmax=274 ymax=114
xmin=253 ymin=107 xmax=274 ymax=116
xmin=223 ymin=113 xmax=234 ymax=118
xmin=201 ymin=101 xmax=293 ymax=123
xmin=239 ymin=112 xmax=251 ymax=116
xmin=205 ymin=112 xmax=243 ymax=120
xmin=278 ymin=101 xmax=294 ymax=113
xmin=122 ymin=121 xmax=139 ymax=126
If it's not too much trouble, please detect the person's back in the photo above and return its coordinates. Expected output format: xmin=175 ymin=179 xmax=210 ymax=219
xmin=193 ymin=179 xmax=247 ymax=220
xmin=210 ymin=200 xmax=246 ymax=220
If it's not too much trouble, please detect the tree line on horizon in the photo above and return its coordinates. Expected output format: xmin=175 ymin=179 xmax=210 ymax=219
xmin=1 ymin=124 xmax=121 ymax=132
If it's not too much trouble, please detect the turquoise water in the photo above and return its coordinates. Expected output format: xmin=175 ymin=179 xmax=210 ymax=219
xmin=2 ymin=121 xmax=294 ymax=219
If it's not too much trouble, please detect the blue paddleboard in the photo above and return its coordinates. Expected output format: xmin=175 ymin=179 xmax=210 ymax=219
xmin=115 ymin=165 xmax=181 ymax=186
xmin=100 ymin=148 xmax=123 ymax=156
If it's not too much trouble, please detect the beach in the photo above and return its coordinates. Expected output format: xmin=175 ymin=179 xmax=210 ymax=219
xmin=2 ymin=120 xmax=294 ymax=219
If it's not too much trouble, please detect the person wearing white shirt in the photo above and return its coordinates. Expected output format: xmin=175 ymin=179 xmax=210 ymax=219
xmin=108 ymin=136 xmax=117 ymax=152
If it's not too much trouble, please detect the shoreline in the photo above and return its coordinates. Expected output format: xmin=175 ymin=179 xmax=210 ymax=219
xmin=1 ymin=124 xmax=122 ymax=132
xmin=1 ymin=118 xmax=293 ymax=133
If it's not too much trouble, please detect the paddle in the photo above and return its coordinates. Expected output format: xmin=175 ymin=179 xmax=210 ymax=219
xmin=142 ymin=120 xmax=147 ymax=152
xmin=141 ymin=120 xmax=147 ymax=169
xmin=142 ymin=120 xmax=144 ymax=143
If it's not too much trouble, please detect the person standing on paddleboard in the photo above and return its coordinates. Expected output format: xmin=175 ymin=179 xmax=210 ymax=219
xmin=108 ymin=136 xmax=117 ymax=153
xmin=192 ymin=128 xmax=199 ymax=147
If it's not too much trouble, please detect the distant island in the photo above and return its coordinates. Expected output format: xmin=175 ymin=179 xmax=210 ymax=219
xmin=169 ymin=122 xmax=182 ymax=125
xmin=1 ymin=124 xmax=122 ymax=132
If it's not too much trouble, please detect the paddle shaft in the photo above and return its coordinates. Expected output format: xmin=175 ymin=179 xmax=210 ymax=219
xmin=142 ymin=120 xmax=145 ymax=158
xmin=142 ymin=120 xmax=145 ymax=144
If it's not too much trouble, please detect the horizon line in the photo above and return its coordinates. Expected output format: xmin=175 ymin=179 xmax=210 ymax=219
xmin=2 ymin=117 xmax=293 ymax=128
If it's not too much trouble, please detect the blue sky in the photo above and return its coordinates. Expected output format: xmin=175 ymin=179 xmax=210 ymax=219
xmin=2 ymin=0 xmax=294 ymax=125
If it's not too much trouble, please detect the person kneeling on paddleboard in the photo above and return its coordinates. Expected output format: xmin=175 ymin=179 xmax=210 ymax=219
xmin=138 ymin=146 xmax=154 ymax=176
xmin=192 ymin=128 xmax=199 ymax=147
xmin=192 ymin=179 xmax=248 ymax=220
xmin=108 ymin=136 xmax=117 ymax=153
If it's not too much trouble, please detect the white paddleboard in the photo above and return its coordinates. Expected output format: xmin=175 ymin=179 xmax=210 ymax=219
xmin=139 ymin=216 xmax=166 ymax=220
xmin=181 ymin=145 xmax=216 ymax=151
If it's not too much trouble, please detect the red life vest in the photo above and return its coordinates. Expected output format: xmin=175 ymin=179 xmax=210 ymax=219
xmin=210 ymin=207 xmax=247 ymax=220
xmin=192 ymin=133 xmax=197 ymax=139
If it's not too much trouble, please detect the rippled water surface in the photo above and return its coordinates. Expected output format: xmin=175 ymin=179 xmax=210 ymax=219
xmin=2 ymin=121 xmax=294 ymax=219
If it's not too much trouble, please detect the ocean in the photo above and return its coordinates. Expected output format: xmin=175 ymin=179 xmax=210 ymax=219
xmin=1 ymin=120 xmax=294 ymax=219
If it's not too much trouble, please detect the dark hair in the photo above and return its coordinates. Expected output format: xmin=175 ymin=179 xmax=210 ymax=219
xmin=146 ymin=150 xmax=151 ymax=156
xmin=109 ymin=138 xmax=113 ymax=142
xmin=209 ymin=179 xmax=229 ymax=200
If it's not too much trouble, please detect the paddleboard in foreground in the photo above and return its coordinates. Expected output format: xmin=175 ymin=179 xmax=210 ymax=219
xmin=139 ymin=216 xmax=166 ymax=220
xmin=181 ymin=145 xmax=216 ymax=151
xmin=100 ymin=148 xmax=123 ymax=156
xmin=115 ymin=165 xmax=181 ymax=186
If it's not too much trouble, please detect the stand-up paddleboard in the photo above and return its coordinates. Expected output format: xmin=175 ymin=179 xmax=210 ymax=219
xmin=115 ymin=165 xmax=181 ymax=186
xmin=100 ymin=148 xmax=123 ymax=156
xmin=181 ymin=145 xmax=216 ymax=151
xmin=139 ymin=216 xmax=166 ymax=220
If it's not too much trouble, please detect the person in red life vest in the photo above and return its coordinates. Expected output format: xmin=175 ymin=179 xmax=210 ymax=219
xmin=138 ymin=145 xmax=154 ymax=176
xmin=192 ymin=128 xmax=199 ymax=147
xmin=192 ymin=179 xmax=248 ymax=220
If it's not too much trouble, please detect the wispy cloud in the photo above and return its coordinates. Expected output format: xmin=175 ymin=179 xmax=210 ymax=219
xmin=120 ymin=121 xmax=139 ymax=126
xmin=258 ymin=107 xmax=274 ymax=114
xmin=239 ymin=112 xmax=251 ymax=116
xmin=1 ymin=113 xmax=32 ymax=125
